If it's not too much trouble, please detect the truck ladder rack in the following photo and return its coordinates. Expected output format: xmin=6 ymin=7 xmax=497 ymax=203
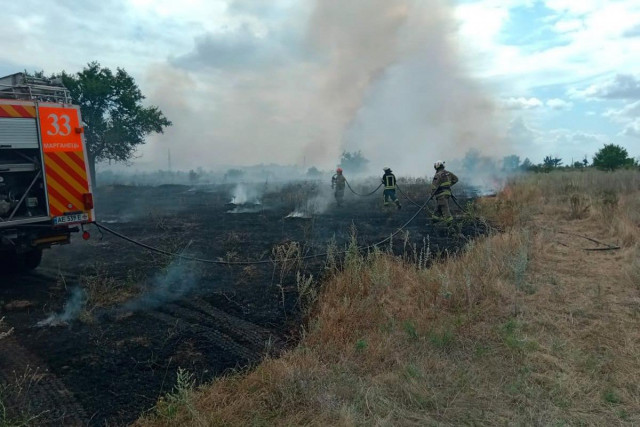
xmin=0 ymin=73 xmax=71 ymax=104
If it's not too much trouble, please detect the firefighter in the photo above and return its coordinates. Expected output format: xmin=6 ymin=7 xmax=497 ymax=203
xmin=381 ymin=167 xmax=401 ymax=209
xmin=430 ymin=160 xmax=458 ymax=224
xmin=331 ymin=167 xmax=346 ymax=206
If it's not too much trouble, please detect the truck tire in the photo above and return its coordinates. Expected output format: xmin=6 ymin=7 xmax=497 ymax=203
xmin=21 ymin=248 xmax=43 ymax=271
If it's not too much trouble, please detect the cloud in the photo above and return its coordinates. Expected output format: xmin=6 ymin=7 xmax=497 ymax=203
xmin=507 ymin=116 xmax=540 ymax=141
xmin=454 ymin=0 xmax=640 ymax=97
xmin=604 ymin=100 xmax=640 ymax=122
xmin=623 ymin=23 xmax=640 ymax=37
xmin=507 ymin=116 xmax=608 ymax=160
xmin=604 ymin=100 xmax=640 ymax=139
xmin=621 ymin=120 xmax=640 ymax=138
xmin=546 ymin=98 xmax=573 ymax=110
xmin=574 ymin=74 xmax=640 ymax=100
xmin=172 ymin=23 xmax=291 ymax=70
xmin=502 ymin=97 xmax=543 ymax=109
xmin=501 ymin=97 xmax=572 ymax=111
xmin=552 ymin=19 xmax=584 ymax=33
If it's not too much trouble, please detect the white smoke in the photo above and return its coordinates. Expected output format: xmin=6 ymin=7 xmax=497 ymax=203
xmin=116 ymin=259 xmax=198 ymax=313
xmin=228 ymin=206 xmax=263 ymax=214
xmin=230 ymin=184 xmax=262 ymax=205
xmin=285 ymin=184 xmax=334 ymax=218
xmin=286 ymin=210 xmax=312 ymax=219
xmin=36 ymin=287 xmax=87 ymax=327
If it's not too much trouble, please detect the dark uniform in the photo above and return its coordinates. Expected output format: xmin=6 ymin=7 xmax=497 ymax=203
xmin=331 ymin=171 xmax=346 ymax=206
xmin=382 ymin=170 xmax=401 ymax=209
xmin=431 ymin=168 xmax=458 ymax=223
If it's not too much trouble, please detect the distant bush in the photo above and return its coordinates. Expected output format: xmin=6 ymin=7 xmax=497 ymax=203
xmin=306 ymin=166 xmax=323 ymax=178
xmin=593 ymin=144 xmax=637 ymax=171
xmin=339 ymin=151 xmax=369 ymax=174
xmin=225 ymin=169 xmax=245 ymax=180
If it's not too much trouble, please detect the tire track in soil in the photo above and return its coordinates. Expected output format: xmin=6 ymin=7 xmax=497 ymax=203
xmin=173 ymin=298 xmax=285 ymax=352
xmin=0 ymin=337 xmax=89 ymax=426
xmin=147 ymin=295 xmax=281 ymax=365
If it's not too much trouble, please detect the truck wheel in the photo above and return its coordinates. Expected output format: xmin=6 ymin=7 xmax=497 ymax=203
xmin=21 ymin=248 xmax=43 ymax=272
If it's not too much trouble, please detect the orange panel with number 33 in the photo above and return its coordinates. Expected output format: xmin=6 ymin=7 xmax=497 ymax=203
xmin=39 ymin=106 xmax=83 ymax=152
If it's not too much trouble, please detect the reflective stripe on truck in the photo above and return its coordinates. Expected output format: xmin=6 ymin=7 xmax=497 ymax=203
xmin=0 ymin=104 xmax=36 ymax=118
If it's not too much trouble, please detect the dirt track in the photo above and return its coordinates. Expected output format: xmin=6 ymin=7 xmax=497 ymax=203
xmin=0 ymin=181 xmax=485 ymax=425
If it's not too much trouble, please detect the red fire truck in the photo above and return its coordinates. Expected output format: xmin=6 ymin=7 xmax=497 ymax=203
xmin=0 ymin=73 xmax=94 ymax=272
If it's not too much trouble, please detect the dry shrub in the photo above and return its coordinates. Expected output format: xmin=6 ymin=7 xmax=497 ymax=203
xmin=569 ymin=193 xmax=590 ymax=219
xmin=502 ymin=170 xmax=640 ymax=246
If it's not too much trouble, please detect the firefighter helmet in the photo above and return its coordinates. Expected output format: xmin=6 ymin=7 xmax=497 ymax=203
xmin=336 ymin=167 xmax=343 ymax=173
xmin=383 ymin=167 xmax=391 ymax=172
xmin=434 ymin=160 xmax=445 ymax=170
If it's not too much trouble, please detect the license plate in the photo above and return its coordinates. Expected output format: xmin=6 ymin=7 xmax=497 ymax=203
xmin=53 ymin=213 xmax=89 ymax=225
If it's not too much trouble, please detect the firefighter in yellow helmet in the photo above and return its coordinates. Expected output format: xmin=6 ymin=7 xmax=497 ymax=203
xmin=430 ymin=160 xmax=458 ymax=224
xmin=331 ymin=167 xmax=346 ymax=206
xmin=381 ymin=167 xmax=401 ymax=209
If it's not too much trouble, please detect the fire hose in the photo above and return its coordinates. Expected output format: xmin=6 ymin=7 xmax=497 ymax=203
xmin=396 ymin=185 xmax=426 ymax=209
xmin=397 ymin=185 xmax=467 ymax=214
xmin=92 ymin=197 xmax=431 ymax=266
xmin=344 ymin=180 xmax=383 ymax=197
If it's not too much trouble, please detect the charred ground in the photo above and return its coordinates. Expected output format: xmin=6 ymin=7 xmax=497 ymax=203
xmin=0 ymin=181 xmax=486 ymax=426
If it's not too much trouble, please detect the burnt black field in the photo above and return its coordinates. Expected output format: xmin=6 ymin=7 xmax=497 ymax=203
xmin=0 ymin=181 xmax=486 ymax=426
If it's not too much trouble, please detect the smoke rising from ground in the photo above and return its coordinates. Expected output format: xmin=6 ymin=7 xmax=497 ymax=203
xmin=142 ymin=0 xmax=506 ymax=176
xmin=230 ymin=184 xmax=262 ymax=205
xmin=116 ymin=260 xmax=198 ymax=314
xmin=36 ymin=287 xmax=87 ymax=327
xmin=286 ymin=183 xmax=334 ymax=218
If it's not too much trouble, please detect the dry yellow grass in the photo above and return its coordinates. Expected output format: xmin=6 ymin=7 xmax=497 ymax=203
xmin=138 ymin=169 xmax=640 ymax=426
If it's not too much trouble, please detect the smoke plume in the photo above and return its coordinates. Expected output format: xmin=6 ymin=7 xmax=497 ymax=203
xmin=142 ymin=0 xmax=506 ymax=176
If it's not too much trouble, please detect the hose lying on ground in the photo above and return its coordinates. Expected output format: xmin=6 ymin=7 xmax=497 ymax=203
xmin=93 ymin=197 xmax=431 ymax=266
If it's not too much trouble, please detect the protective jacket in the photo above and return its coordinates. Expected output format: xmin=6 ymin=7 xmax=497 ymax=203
xmin=332 ymin=174 xmax=346 ymax=190
xmin=382 ymin=172 xmax=397 ymax=189
xmin=431 ymin=169 xmax=458 ymax=198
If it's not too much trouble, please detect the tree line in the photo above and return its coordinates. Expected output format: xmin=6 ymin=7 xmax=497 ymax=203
xmin=501 ymin=144 xmax=638 ymax=173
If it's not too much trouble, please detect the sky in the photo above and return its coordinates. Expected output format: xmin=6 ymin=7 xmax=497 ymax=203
xmin=0 ymin=0 xmax=638 ymax=172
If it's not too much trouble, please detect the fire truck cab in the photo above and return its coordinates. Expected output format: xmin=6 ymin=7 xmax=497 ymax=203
xmin=0 ymin=73 xmax=94 ymax=273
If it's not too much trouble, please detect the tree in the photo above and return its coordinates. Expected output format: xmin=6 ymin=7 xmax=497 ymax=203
xmin=502 ymin=155 xmax=521 ymax=171
xmin=520 ymin=158 xmax=533 ymax=171
xmin=339 ymin=151 xmax=369 ymax=174
xmin=225 ymin=168 xmax=244 ymax=180
xmin=592 ymin=144 xmax=636 ymax=171
xmin=462 ymin=149 xmax=481 ymax=171
xmin=462 ymin=148 xmax=497 ymax=172
xmin=60 ymin=62 xmax=171 ymax=186
xmin=306 ymin=166 xmax=322 ymax=178
xmin=543 ymin=155 xmax=563 ymax=169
